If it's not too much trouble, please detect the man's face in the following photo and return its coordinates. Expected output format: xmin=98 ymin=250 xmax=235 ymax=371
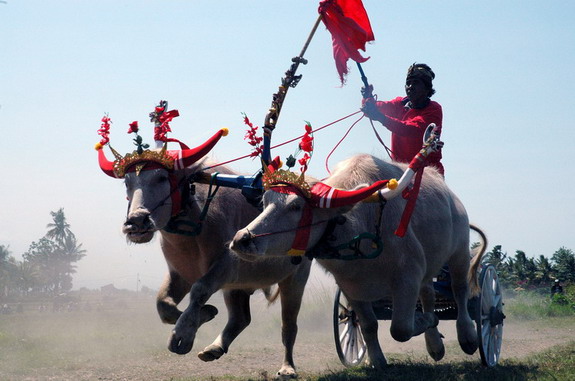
xmin=405 ymin=77 xmax=428 ymax=106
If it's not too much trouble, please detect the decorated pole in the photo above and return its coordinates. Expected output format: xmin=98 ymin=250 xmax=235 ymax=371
xmin=261 ymin=14 xmax=323 ymax=165
xmin=262 ymin=0 xmax=375 ymax=165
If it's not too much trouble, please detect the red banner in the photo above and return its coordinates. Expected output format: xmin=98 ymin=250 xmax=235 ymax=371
xmin=319 ymin=0 xmax=375 ymax=84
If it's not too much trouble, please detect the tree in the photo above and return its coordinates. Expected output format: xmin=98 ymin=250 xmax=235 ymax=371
xmin=45 ymin=208 xmax=73 ymax=245
xmin=0 ymin=245 xmax=13 ymax=298
xmin=15 ymin=261 xmax=40 ymax=297
xmin=551 ymin=247 xmax=575 ymax=283
xmin=535 ymin=254 xmax=553 ymax=284
xmin=23 ymin=237 xmax=61 ymax=295
xmin=22 ymin=209 xmax=87 ymax=295
xmin=512 ymin=250 xmax=537 ymax=285
xmin=483 ymin=245 xmax=514 ymax=286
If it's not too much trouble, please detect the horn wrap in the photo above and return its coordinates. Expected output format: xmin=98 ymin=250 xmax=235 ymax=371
xmin=96 ymin=128 xmax=228 ymax=178
xmin=309 ymin=180 xmax=391 ymax=208
xmin=173 ymin=128 xmax=228 ymax=170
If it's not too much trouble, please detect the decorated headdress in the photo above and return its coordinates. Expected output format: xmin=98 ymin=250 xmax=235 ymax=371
xmin=95 ymin=100 xmax=228 ymax=178
xmin=254 ymin=121 xmax=397 ymax=255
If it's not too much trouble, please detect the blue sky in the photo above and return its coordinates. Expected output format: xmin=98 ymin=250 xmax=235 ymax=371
xmin=1 ymin=1 xmax=574 ymax=290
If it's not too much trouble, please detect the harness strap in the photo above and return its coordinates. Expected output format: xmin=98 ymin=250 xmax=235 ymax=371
xmin=164 ymin=172 xmax=221 ymax=236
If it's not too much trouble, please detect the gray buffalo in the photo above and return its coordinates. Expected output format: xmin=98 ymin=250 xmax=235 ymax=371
xmin=231 ymin=153 xmax=486 ymax=368
xmin=97 ymin=124 xmax=311 ymax=378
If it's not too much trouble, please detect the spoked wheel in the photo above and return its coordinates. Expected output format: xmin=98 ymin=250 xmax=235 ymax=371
xmin=476 ymin=264 xmax=505 ymax=367
xmin=333 ymin=287 xmax=367 ymax=367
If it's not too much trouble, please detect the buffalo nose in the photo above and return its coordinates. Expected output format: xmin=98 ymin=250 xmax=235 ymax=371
xmin=124 ymin=212 xmax=152 ymax=230
xmin=232 ymin=229 xmax=254 ymax=248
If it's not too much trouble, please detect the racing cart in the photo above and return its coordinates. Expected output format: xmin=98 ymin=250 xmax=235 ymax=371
xmin=333 ymin=264 xmax=505 ymax=367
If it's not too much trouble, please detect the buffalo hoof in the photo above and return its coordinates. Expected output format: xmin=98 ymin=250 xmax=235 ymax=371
xmin=365 ymin=354 xmax=387 ymax=369
xmin=459 ymin=338 xmax=478 ymax=355
xmin=198 ymin=344 xmax=225 ymax=362
xmin=199 ymin=304 xmax=218 ymax=325
xmin=457 ymin=320 xmax=478 ymax=355
xmin=276 ymin=365 xmax=297 ymax=380
xmin=425 ymin=330 xmax=445 ymax=362
xmin=168 ymin=331 xmax=193 ymax=355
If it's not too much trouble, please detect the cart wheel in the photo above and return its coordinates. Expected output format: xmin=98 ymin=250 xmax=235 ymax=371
xmin=333 ymin=288 xmax=367 ymax=367
xmin=476 ymin=264 xmax=505 ymax=367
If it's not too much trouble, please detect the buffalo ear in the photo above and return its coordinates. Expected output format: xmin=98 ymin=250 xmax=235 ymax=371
xmin=335 ymin=183 xmax=370 ymax=214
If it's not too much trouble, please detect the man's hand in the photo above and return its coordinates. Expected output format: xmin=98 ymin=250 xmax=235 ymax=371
xmin=361 ymin=97 xmax=382 ymax=121
xmin=361 ymin=84 xmax=374 ymax=99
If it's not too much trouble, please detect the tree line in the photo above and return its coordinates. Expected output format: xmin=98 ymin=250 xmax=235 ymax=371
xmin=482 ymin=245 xmax=575 ymax=289
xmin=0 ymin=208 xmax=86 ymax=300
xmin=1 ymin=212 xmax=574 ymax=299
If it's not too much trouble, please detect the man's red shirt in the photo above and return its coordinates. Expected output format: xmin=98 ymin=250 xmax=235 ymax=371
xmin=374 ymin=96 xmax=444 ymax=175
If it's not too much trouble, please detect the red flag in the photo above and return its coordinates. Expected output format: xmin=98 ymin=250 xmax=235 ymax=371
xmin=319 ymin=0 xmax=375 ymax=84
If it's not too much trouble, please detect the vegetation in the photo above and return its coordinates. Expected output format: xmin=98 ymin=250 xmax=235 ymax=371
xmin=480 ymin=245 xmax=575 ymax=316
xmin=287 ymin=341 xmax=575 ymax=381
xmin=0 ymin=208 xmax=85 ymax=301
xmin=482 ymin=245 xmax=575 ymax=287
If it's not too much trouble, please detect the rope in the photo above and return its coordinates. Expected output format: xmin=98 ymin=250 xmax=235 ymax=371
xmin=202 ymin=110 xmax=362 ymax=171
xmin=368 ymin=117 xmax=394 ymax=160
xmin=324 ymin=112 xmax=364 ymax=175
xmin=250 ymin=218 xmax=330 ymax=239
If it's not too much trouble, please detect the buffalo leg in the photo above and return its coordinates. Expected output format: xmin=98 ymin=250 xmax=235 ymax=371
xmin=275 ymin=266 xmax=309 ymax=379
xmin=198 ymin=289 xmax=251 ymax=362
xmin=350 ymin=299 xmax=387 ymax=368
xmin=168 ymin=257 xmax=231 ymax=355
xmin=390 ymin=278 xmax=437 ymax=342
xmin=447 ymin=251 xmax=478 ymax=355
xmin=156 ymin=271 xmax=191 ymax=324
xmin=420 ymin=281 xmax=445 ymax=361
xmin=156 ymin=271 xmax=218 ymax=326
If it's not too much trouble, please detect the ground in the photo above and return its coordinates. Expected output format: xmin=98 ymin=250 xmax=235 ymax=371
xmin=0 ymin=280 xmax=573 ymax=381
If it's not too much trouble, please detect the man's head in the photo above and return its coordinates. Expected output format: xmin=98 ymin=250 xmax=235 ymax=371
xmin=406 ymin=63 xmax=436 ymax=101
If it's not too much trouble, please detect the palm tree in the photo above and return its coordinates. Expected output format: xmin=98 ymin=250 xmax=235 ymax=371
xmin=57 ymin=235 xmax=87 ymax=292
xmin=61 ymin=235 xmax=86 ymax=264
xmin=45 ymin=208 xmax=73 ymax=245
xmin=552 ymin=247 xmax=575 ymax=283
xmin=0 ymin=245 xmax=13 ymax=298
xmin=0 ymin=245 xmax=10 ymax=262
xmin=535 ymin=255 xmax=553 ymax=285
xmin=512 ymin=250 xmax=537 ymax=284
xmin=17 ymin=261 xmax=40 ymax=296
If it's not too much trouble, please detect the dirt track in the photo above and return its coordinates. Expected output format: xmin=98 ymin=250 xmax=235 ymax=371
xmin=1 ymin=273 xmax=573 ymax=381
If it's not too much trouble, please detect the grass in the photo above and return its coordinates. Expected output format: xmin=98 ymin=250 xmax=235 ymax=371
xmin=504 ymin=288 xmax=575 ymax=320
xmin=279 ymin=342 xmax=575 ymax=381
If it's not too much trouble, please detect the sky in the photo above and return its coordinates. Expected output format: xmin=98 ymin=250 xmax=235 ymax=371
xmin=1 ymin=1 xmax=574 ymax=291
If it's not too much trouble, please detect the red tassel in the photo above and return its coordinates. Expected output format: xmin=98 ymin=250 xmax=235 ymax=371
xmin=395 ymin=168 xmax=424 ymax=237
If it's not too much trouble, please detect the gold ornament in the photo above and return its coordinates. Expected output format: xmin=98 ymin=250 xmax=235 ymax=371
xmin=112 ymin=145 xmax=174 ymax=178
xmin=262 ymin=168 xmax=311 ymax=198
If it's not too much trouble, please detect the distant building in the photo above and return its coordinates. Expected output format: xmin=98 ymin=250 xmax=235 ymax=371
xmin=100 ymin=284 xmax=119 ymax=295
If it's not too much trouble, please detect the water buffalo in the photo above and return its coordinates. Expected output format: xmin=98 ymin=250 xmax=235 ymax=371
xmin=231 ymin=153 xmax=486 ymax=368
xmin=97 ymin=127 xmax=311 ymax=378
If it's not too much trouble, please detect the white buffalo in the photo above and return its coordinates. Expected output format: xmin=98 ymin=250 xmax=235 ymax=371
xmin=231 ymin=153 xmax=486 ymax=368
xmin=98 ymin=129 xmax=311 ymax=378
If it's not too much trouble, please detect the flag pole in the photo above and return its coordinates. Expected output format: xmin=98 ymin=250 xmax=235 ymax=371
xmin=261 ymin=13 xmax=323 ymax=165
xmin=299 ymin=14 xmax=323 ymax=58
xmin=356 ymin=62 xmax=370 ymax=89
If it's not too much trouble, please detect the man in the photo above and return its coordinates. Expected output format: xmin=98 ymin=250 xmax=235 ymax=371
xmin=551 ymin=279 xmax=563 ymax=296
xmin=361 ymin=63 xmax=444 ymax=176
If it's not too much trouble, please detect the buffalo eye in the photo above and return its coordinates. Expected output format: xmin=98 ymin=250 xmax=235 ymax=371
xmin=288 ymin=202 xmax=302 ymax=212
xmin=155 ymin=174 xmax=169 ymax=185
